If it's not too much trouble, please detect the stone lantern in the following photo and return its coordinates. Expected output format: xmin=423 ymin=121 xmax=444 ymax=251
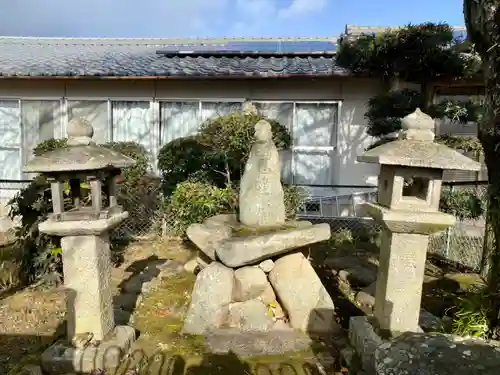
xmin=357 ymin=108 xmax=481 ymax=337
xmin=23 ymin=118 xmax=136 ymax=373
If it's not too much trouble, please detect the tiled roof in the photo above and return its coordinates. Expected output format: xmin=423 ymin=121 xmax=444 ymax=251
xmin=0 ymin=36 xmax=346 ymax=78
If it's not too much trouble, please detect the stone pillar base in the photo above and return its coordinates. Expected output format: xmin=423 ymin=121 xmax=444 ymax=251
xmin=41 ymin=325 xmax=136 ymax=374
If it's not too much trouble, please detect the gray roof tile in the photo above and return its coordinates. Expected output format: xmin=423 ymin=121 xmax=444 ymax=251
xmin=0 ymin=37 xmax=346 ymax=78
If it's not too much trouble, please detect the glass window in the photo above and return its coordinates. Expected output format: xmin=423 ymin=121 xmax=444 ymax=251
xmin=293 ymin=103 xmax=337 ymax=186
xmin=67 ymin=100 xmax=109 ymax=143
xmin=254 ymin=102 xmax=294 ymax=131
xmin=293 ymin=151 xmax=334 ymax=186
xmin=111 ymin=101 xmax=153 ymax=153
xmin=294 ymin=103 xmax=337 ymax=147
xmin=0 ymin=100 xmax=21 ymax=148
xmin=21 ymin=100 xmax=62 ymax=163
xmin=160 ymin=102 xmax=200 ymax=145
xmin=253 ymin=102 xmax=294 ymax=183
xmin=0 ymin=100 xmax=21 ymax=181
xmin=200 ymin=102 xmax=242 ymax=122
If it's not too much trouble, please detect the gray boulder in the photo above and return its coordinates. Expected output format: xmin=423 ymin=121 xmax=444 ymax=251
xmin=183 ymin=262 xmax=234 ymax=334
xmin=269 ymin=252 xmax=340 ymax=334
xmin=233 ymin=266 xmax=268 ymax=302
xmin=227 ymin=299 xmax=275 ymax=332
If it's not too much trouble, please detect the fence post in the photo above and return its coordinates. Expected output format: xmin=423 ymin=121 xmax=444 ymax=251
xmin=443 ymin=184 xmax=454 ymax=259
xmin=444 ymin=226 xmax=451 ymax=259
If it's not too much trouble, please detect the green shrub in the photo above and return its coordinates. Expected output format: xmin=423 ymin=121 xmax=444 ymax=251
xmin=165 ymin=180 xmax=237 ymax=236
xmin=198 ymin=112 xmax=291 ymax=182
xmin=157 ymin=136 xmax=226 ymax=195
xmin=33 ymin=138 xmax=68 ymax=156
xmin=9 ymin=175 xmax=63 ymax=283
xmin=439 ymin=188 xmax=484 ymax=220
xmin=157 ymin=111 xmax=292 ymax=194
xmin=283 ymin=185 xmax=305 ymax=219
xmin=102 ymin=141 xmax=151 ymax=188
xmin=164 ymin=182 xmax=305 ymax=236
xmin=448 ymin=288 xmax=490 ymax=338
xmin=365 ymin=89 xmax=423 ymax=137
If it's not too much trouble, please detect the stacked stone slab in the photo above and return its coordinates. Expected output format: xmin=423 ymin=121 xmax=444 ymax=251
xmin=183 ymin=120 xmax=339 ymax=337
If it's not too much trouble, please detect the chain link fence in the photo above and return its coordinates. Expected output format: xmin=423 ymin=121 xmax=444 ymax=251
xmin=428 ymin=182 xmax=487 ymax=271
xmin=0 ymin=178 xmax=490 ymax=272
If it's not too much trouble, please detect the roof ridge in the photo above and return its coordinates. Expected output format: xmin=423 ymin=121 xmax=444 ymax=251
xmin=0 ymin=35 xmax=339 ymax=45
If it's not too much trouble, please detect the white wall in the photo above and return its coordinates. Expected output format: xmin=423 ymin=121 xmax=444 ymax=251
xmin=0 ymin=77 xmax=381 ymax=191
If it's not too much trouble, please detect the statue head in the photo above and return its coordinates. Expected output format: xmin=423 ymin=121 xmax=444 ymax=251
xmin=254 ymin=120 xmax=272 ymax=142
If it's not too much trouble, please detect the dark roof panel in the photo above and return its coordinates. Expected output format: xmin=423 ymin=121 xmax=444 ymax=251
xmin=0 ymin=37 xmax=345 ymax=78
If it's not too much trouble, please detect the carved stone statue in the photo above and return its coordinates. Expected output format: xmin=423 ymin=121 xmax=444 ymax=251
xmin=239 ymin=120 xmax=286 ymax=227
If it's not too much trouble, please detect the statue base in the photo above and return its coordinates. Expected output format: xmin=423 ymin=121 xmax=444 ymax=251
xmin=41 ymin=326 xmax=136 ymax=374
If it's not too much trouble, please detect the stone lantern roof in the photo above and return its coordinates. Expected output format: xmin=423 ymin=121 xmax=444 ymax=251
xmin=23 ymin=118 xmax=136 ymax=174
xmin=357 ymin=108 xmax=482 ymax=171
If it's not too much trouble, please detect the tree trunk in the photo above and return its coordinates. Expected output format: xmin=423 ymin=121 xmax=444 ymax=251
xmin=464 ymin=0 xmax=500 ymax=333
xmin=421 ymin=81 xmax=435 ymax=112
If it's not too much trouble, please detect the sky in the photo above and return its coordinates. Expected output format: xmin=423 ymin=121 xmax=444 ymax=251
xmin=0 ymin=0 xmax=466 ymax=38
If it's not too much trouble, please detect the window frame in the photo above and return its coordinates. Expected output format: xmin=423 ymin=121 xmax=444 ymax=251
xmin=0 ymin=96 xmax=342 ymax=186
xmin=157 ymin=99 xmax=244 ymax=144
xmin=251 ymin=99 xmax=342 ymax=186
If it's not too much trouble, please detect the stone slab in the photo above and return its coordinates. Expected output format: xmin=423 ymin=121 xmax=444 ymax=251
xmin=39 ymin=212 xmax=128 ymax=237
xmin=348 ymin=316 xmax=385 ymax=375
xmin=41 ymin=325 xmax=136 ymax=374
xmin=204 ymin=328 xmax=312 ymax=357
xmin=363 ymin=202 xmax=455 ymax=235
xmin=216 ymin=223 xmax=331 ymax=268
xmin=375 ymin=332 xmax=500 ymax=375
xmin=186 ymin=223 xmax=232 ymax=260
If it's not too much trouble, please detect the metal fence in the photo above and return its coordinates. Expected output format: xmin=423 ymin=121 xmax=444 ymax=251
xmin=295 ymin=182 xmax=488 ymax=272
xmin=0 ymin=178 xmax=490 ymax=271
xmin=428 ymin=182 xmax=487 ymax=271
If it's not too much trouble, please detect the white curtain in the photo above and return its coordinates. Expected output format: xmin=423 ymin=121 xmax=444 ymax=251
xmin=254 ymin=102 xmax=294 ymax=183
xmin=160 ymin=102 xmax=200 ymax=145
xmin=201 ymin=102 xmax=241 ymax=122
xmin=254 ymin=102 xmax=294 ymax=131
xmin=294 ymin=103 xmax=336 ymax=147
xmin=21 ymin=100 xmax=61 ymax=164
xmin=0 ymin=100 xmax=21 ymax=181
xmin=112 ymin=101 xmax=153 ymax=150
xmin=293 ymin=103 xmax=337 ymax=186
xmin=67 ymin=101 xmax=109 ymax=143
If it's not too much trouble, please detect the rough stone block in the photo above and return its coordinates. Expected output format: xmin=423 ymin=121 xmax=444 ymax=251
xmin=258 ymin=282 xmax=277 ymax=305
xmin=258 ymin=259 xmax=275 ymax=273
xmin=233 ymin=266 xmax=268 ymax=302
xmin=183 ymin=262 xmax=234 ymax=334
xmin=348 ymin=316 xmax=384 ymax=375
xmin=41 ymin=325 xmax=135 ymax=374
xmin=269 ymin=252 xmax=340 ymax=334
xmin=227 ymin=299 xmax=274 ymax=331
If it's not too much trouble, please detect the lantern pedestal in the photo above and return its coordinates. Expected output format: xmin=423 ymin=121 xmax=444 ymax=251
xmin=39 ymin=213 xmax=136 ymax=374
xmin=364 ymin=203 xmax=455 ymax=335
